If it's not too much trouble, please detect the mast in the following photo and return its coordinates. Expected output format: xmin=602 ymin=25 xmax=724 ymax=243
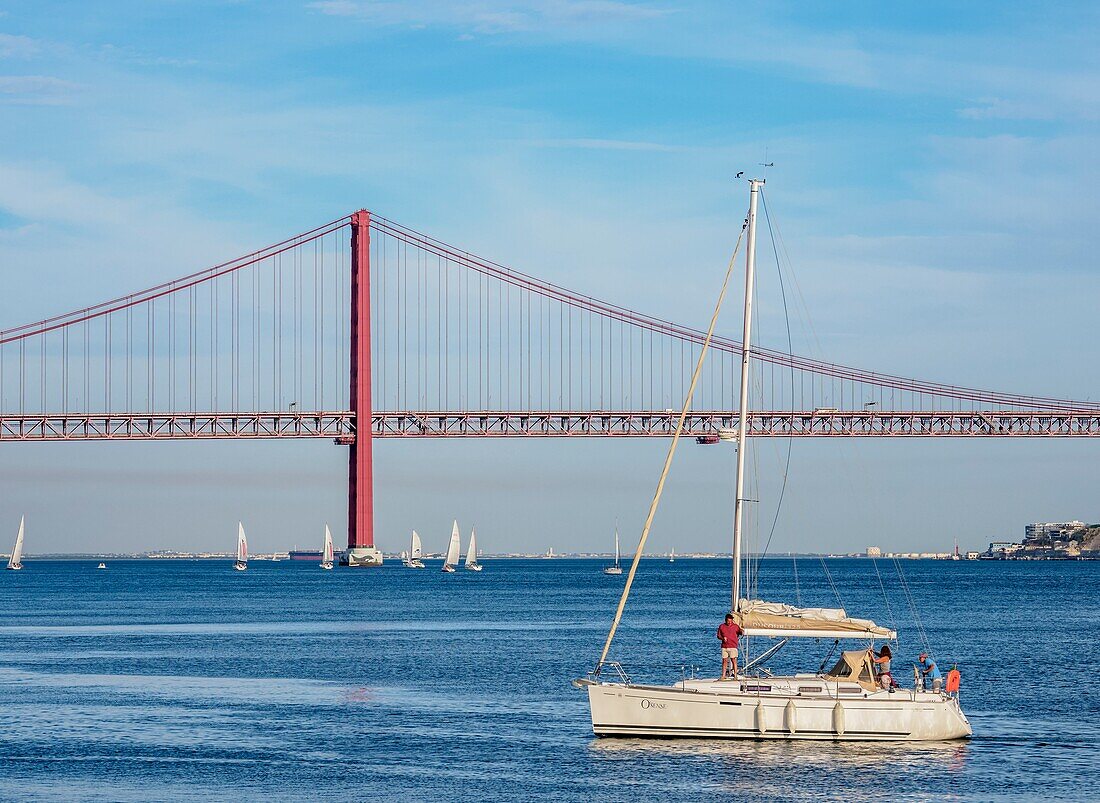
xmin=731 ymin=178 xmax=763 ymax=613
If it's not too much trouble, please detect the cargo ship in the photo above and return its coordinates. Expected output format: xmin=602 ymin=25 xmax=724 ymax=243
xmin=288 ymin=550 xmax=323 ymax=561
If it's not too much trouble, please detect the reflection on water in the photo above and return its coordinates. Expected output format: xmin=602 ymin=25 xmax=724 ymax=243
xmin=0 ymin=558 xmax=1094 ymax=801
xmin=590 ymin=735 xmax=971 ymax=770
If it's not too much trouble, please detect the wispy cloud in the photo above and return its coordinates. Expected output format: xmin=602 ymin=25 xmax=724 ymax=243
xmin=308 ymin=0 xmax=671 ymax=34
xmin=0 ymin=33 xmax=39 ymax=58
xmin=0 ymin=75 xmax=79 ymax=105
xmin=530 ymin=137 xmax=681 ymax=151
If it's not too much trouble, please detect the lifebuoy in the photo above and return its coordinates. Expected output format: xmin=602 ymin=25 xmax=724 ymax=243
xmin=946 ymin=668 xmax=961 ymax=693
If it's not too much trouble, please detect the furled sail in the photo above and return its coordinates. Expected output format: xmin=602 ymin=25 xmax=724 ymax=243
xmin=735 ymin=599 xmax=895 ymax=640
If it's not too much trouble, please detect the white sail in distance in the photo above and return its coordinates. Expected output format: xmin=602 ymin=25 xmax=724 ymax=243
xmin=236 ymin=522 xmax=248 ymax=567
xmin=411 ymin=531 xmax=423 ymax=560
xmin=321 ymin=525 xmax=334 ymax=568
xmin=465 ymin=529 xmax=478 ymax=568
xmin=7 ymin=516 xmax=24 ymax=570
xmin=444 ymin=521 xmax=461 ymax=569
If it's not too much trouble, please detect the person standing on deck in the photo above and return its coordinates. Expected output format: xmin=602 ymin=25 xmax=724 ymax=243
xmin=918 ymin=653 xmax=943 ymax=692
xmin=717 ymin=613 xmax=743 ymax=679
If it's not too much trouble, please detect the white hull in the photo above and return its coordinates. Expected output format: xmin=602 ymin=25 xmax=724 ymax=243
xmin=442 ymin=565 xmax=456 ymax=573
xmin=6 ymin=564 xmax=21 ymax=571
xmin=603 ymin=567 xmax=623 ymax=575
xmin=403 ymin=560 xmax=425 ymax=568
xmin=466 ymin=564 xmax=483 ymax=572
xmin=581 ymin=678 xmax=971 ymax=741
xmin=320 ymin=562 xmax=333 ymax=570
xmin=234 ymin=562 xmax=247 ymax=571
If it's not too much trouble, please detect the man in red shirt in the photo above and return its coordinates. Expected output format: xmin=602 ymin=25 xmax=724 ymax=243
xmin=717 ymin=613 xmax=743 ymax=679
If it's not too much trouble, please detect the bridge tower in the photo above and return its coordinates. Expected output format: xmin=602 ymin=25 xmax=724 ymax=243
xmin=343 ymin=210 xmax=384 ymax=567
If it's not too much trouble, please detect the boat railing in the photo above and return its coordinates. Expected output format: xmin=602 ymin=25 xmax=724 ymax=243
xmin=590 ymin=661 xmax=707 ymax=686
xmin=591 ymin=661 xmax=632 ymax=684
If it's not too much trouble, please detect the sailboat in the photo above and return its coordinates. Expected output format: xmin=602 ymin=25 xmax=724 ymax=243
xmin=234 ymin=522 xmax=248 ymax=571
xmin=6 ymin=516 xmax=24 ymax=571
xmin=403 ymin=531 xmax=425 ymax=568
xmin=669 ymin=547 xmax=675 ymax=563
xmin=96 ymin=563 xmax=107 ymax=570
xmin=441 ymin=521 xmax=461 ymax=573
xmin=320 ymin=525 xmax=334 ymax=570
xmin=603 ymin=528 xmax=623 ymax=575
xmin=575 ymin=179 xmax=971 ymax=741
xmin=465 ymin=528 xmax=483 ymax=571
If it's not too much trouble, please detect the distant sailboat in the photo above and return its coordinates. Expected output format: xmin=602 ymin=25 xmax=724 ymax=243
xmin=669 ymin=547 xmax=675 ymax=563
xmin=404 ymin=531 xmax=425 ymax=568
xmin=6 ymin=517 xmax=24 ymax=571
xmin=234 ymin=522 xmax=248 ymax=571
xmin=96 ymin=563 xmax=107 ymax=570
xmin=442 ymin=521 xmax=461 ymax=573
xmin=465 ymin=528 xmax=483 ymax=572
xmin=320 ymin=525 xmax=334 ymax=570
xmin=545 ymin=547 xmax=555 ymax=559
xmin=603 ymin=527 xmax=622 ymax=575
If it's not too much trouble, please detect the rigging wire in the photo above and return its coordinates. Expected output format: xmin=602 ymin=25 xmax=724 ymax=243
xmin=818 ymin=556 xmax=845 ymax=611
xmin=871 ymin=556 xmax=900 ymax=650
xmin=893 ymin=556 xmax=934 ymax=658
xmin=757 ymin=191 xmax=795 ymax=565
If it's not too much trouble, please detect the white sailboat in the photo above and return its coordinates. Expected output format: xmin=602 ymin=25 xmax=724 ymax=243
xmin=576 ymin=179 xmax=971 ymax=741
xmin=603 ymin=528 xmax=622 ymax=575
xmin=669 ymin=547 xmax=675 ymax=563
xmin=404 ymin=531 xmax=425 ymax=568
xmin=465 ymin=528 xmax=483 ymax=571
xmin=442 ymin=521 xmax=461 ymax=573
xmin=320 ymin=524 xmax=334 ymax=570
xmin=96 ymin=563 xmax=107 ymax=570
xmin=234 ymin=522 xmax=248 ymax=571
xmin=6 ymin=516 xmax=24 ymax=571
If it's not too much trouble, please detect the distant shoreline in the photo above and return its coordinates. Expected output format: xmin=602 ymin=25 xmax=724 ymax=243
xmin=7 ymin=553 xmax=1096 ymax=562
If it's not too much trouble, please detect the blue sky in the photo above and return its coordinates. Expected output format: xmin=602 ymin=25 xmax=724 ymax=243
xmin=1 ymin=1 xmax=1099 ymax=556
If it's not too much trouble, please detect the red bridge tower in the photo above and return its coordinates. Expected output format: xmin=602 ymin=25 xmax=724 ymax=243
xmin=343 ymin=210 xmax=383 ymax=567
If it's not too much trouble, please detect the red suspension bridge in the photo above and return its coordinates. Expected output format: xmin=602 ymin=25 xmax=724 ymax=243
xmin=2 ymin=211 xmax=1098 ymax=563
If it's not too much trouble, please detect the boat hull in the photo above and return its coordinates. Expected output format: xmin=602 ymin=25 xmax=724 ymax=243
xmin=583 ymin=680 xmax=971 ymax=741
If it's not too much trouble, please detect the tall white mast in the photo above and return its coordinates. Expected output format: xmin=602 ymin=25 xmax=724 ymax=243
xmin=731 ymin=178 xmax=763 ymax=613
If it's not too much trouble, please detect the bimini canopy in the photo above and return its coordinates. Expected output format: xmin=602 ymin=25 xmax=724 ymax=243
xmin=734 ymin=600 xmax=896 ymax=640
xmin=825 ymin=650 xmax=878 ymax=692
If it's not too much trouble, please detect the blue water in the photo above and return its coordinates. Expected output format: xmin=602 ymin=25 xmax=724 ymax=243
xmin=0 ymin=558 xmax=1095 ymax=801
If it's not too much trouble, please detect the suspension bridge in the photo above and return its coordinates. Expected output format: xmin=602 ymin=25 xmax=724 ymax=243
xmin=2 ymin=210 xmax=1097 ymax=563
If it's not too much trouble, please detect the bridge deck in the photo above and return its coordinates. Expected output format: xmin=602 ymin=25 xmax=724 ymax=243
xmin=1 ymin=411 xmax=1099 ymax=440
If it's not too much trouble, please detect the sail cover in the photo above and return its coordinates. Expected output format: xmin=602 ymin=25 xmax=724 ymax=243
xmin=735 ymin=600 xmax=895 ymax=640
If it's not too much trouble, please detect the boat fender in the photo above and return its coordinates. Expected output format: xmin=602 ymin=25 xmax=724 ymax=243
xmin=755 ymin=701 xmax=767 ymax=734
xmin=946 ymin=667 xmax=961 ymax=694
xmin=832 ymin=702 xmax=845 ymax=736
xmin=784 ymin=700 xmax=797 ymax=734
